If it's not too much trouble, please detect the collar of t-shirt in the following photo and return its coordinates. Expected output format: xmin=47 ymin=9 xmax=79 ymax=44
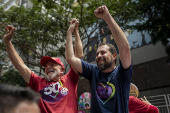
xmin=99 ymin=70 xmax=114 ymax=84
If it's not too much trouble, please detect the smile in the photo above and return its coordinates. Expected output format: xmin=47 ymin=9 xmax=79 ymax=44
xmin=47 ymin=70 xmax=55 ymax=75
xmin=97 ymin=58 xmax=105 ymax=63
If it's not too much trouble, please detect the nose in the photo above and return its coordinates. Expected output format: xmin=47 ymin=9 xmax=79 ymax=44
xmin=46 ymin=65 xmax=50 ymax=69
xmin=97 ymin=53 xmax=102 ymax=57
xmin=96 ymin=53 xmax=102 ymax=60
xmin=45 ymin=65 xmax=51 ymax=71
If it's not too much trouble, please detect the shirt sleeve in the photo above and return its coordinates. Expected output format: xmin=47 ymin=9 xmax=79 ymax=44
xmin=68 ymin=68 xmax=80 ymax=83
xmin=79 ymin=59 xmax=97 ymax=80
xmin=129 ymin=96 xmax=150 ymax=112
xmin=26 ymin=71 xmax=43 ymax=92
xmin=149 ymin=105 xmax=159 ymax=113
xmin=119 ymin=59 xmax=133 ymax=84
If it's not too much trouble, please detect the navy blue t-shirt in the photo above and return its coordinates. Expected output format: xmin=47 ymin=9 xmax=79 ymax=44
xmin=80 ymin=59 xmax=133 ymax=113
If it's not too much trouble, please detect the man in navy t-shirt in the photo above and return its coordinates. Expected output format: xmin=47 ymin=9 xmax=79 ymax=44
xmin=66 ymin=5 xmax=133 ymax=113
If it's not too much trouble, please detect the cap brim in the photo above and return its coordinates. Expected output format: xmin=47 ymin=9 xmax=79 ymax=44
xmin=40 ymin=56 xmax=56 ymax=67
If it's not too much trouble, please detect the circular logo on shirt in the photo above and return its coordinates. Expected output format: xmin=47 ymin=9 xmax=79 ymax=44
xmin=59 ymin=86 xmax=68 ymax=96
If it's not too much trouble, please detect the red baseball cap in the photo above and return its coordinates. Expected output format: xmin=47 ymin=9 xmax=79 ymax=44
xmin=40 ymin=56 xmax=65 ymax=69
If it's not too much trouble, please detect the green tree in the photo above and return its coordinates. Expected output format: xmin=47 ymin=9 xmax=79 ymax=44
xmin=132 ymin=0 xmax=170 ymax=46
xmin=0 ymin=69 xmax=26 ymax=87
xmin=31 ymin=0 xmax=139 ymax=56
xmin=0 ymin=5 xmax=68 ymax=76
xmin=0 ymin=0 xmax=139 ymax=84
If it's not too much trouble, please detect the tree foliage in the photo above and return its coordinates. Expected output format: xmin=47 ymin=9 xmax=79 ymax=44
xmin=0 ymin=69 xmax=26 ymax=87
xmin=132 ymin=0 xmax=170 ymax=46
xmin=0 ymin=0 xmax=140 ymax=85
xmin=0 ymin=5 xmax=68 ymax=76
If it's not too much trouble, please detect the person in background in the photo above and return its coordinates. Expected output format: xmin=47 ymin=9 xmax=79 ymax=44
xmin=66 ymin=5 xmax=133 ymax=113
xmin=129 ymin=96 xmax=159 ymax=113
xmin=0 ymin=83 xmax=40 ymax=113
xmin=3 ymin=18 xmax=83 ymax=113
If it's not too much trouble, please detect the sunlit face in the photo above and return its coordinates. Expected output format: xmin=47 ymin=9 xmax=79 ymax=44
xmin=12 ymin=101 xmax=40 ymax=113
xmin=45 ymin=61 xmax=63 ymax=81
xmin=95 ymin=45 xmax=114 ymax=70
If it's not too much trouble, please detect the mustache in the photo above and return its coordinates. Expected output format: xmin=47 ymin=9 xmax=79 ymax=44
xmin=96 ymin=57 xmax=105 ymax=63
xmin=46 ymin=68 xmax=55 ymax=74
xmin=47 ymin=68 xmax=54 ymax=71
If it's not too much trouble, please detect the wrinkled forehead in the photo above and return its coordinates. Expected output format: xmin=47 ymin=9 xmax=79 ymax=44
xmin=96 ymin=45 xmax=109 ymax=52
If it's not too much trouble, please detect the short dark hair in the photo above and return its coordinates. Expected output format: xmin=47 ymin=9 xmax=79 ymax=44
xmin=98 ymin=42 xmax=117 ymax=54
xmin=98 ymin=42 xmax=117 ymax=64
xmin=0 ymin=84 xmax=40 ymax=113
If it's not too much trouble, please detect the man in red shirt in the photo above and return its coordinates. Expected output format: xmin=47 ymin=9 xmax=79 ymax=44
xmin=3 ymin=18 xmax=82 ymax=113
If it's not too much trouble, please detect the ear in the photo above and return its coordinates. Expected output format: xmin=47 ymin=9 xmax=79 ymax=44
xmin=112 ymin=53 xmax=117 ymax=60
xmin=60 ymin=67 xmax=65 ymax=74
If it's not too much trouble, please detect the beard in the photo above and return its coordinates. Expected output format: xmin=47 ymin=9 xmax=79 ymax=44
xmin=97 ymin=56 xmax=113 ymax=70
xmin=45 ymin=69 xmax=60 ymax=81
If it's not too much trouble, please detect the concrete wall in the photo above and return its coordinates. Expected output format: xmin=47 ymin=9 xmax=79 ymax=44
xmin=131 ymin=41 xmax=168 ymax=65
xmin=130 ymin=41 xmax=170 ymax=91
xmin=132 ymin=56 xmax=170 ymax=91
xmin=139 ymin=86 xmax=170 ymax=98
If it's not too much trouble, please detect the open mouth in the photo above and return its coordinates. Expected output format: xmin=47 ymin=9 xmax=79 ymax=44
xmin=47 ymin=69 xmax=55 ymax=75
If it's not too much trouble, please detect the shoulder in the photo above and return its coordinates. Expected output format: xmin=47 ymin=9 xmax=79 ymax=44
xmin=149 ymin=105 xmax=159 ymax=113
xmin=27 ymin=71 xmax=47 ymax=91
xmin=30 ymin=71 xmax=49 ymax=86
xmin=64 ymin=68 xmax=77 ymax=76
xmin=119 ymin=59 xmax=133 ymax=71
xmin=62 ymin=68 xmax=79 ymax=81
xmin=81 ymin=59 xmax=98 ymax=69
xmin=30 ymin=71 xmax=44 ymax=80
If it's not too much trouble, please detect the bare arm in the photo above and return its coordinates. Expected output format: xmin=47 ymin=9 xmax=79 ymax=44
xmin=94 ymin=6 xmax=131 ymax=69
xmin=73 ymin=19 xmax=83 ymax=59
xmin=65 ymin=21 xmax=82 ymax=73
xmin=3 ymin=26 xmax=31 ymax=84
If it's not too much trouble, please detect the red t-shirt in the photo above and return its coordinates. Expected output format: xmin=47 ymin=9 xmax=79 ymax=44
xmin=129 ymin=96 xmax=159 ymax=113
xmin=27 ymin=68 xmax=79 ymax=113
xmin=148 ymin=105 xmax=159 ymax=113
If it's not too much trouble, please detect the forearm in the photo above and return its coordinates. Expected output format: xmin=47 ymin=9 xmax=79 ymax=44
xmin=104 ymin=15 xmax=130 ymax=51
xmin=66 ymin=31 xmax=75 ymax=62
xmin=4 ymin=40 xmax=31 ymax=83
xmin=66 ymin=30 xmax=83 ymax=73
xmin=74 ymin=30 xmax=83 ymax=59
xmin=4 ymin=41 xmax=25 ymax=68
xmin=104 ymin=15 xmax=131 ymax=69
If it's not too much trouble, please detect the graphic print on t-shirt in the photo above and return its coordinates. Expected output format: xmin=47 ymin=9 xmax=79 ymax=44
xmin=96 ymin=82 xmax=115 ymax=104
xmin=39 ymin=81 xmax=68 ymax=102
